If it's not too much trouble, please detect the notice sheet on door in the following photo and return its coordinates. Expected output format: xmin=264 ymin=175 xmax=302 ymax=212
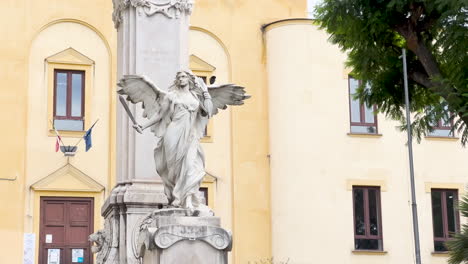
xmin=72 ymin=249 xmax=84 ymax=263
xmin=47 ymin=249 xmax=60 ymax=264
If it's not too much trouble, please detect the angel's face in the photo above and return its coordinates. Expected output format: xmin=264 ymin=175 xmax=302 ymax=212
xmin=177 ymin=72 xmax=189 ymax=87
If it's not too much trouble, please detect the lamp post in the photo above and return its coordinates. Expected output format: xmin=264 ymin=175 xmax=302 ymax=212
xmin=402 ymin=48 xmax=422 ymax=264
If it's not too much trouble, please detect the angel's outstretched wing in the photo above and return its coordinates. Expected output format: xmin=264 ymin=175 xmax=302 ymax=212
xmin=117 ymin=75 xmax=172 ymax=137
xmin=208 ymin=84 xmax=251 ymax=115
xmin=117 ymin=75 xmax=167 ymax=119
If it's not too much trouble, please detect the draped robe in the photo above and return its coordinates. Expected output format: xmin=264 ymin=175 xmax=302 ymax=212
xmin=154 ymin=89 xmax=208 ymax=207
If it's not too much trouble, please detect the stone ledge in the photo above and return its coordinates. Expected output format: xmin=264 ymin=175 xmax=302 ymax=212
xmin=431 ymin=251 xmax=449 ymax=257
xmin=101 ymin=181 xmax=168 ymax=216
xmin=352 ymin=250 xmax=388 ymax=255
xmin=425 ymin=136 xmax=459 ymax=141
xmin=347 ymin=133 xmax=383 ymax=138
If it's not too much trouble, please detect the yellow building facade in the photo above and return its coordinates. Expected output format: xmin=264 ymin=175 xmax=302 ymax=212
xmin=0 ymin=1 xmax=466 ymax=264
xmin=0 ymin=0 xmax=305 ymax=263
xmin=264 ymin=19 xmax=467 ymax=264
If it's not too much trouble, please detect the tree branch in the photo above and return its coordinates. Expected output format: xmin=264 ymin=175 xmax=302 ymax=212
xmin=409 ymin=71 xmax=434 ymax=88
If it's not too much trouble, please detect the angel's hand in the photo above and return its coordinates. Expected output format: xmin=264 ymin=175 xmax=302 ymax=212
xmin=133 ymin=124 xmax=143 ymax=134
xmin=196 ymin=77 xmax=208 ymax=92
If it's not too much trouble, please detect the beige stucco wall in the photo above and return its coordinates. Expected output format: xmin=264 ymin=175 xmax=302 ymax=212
xmin=1 ymin=1 xmax=466 ymax=264
xmin=0 ymin=0 xmax=117 ymax=263
xmin=266 ymin=20 xmax=467 ymax=264
xmin=26 ymin=21 xmax=110 ymax=192
xmin=191 ymin=1 xmax=307 ymax=262
xmin=25 ymin=22 xmax=112 ymax=263
xmin=0 ymin=0 xmax=307 ymax=263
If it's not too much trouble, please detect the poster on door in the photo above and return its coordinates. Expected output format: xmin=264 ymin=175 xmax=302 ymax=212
xmin=47 ymin=249 xmax=60 ymax=264
xmin=72 ymin=249 xmax=84 ymax=263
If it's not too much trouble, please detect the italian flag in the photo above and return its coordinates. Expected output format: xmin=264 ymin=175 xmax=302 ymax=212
xmin=55 ymin=135 xmax=61 ymax=152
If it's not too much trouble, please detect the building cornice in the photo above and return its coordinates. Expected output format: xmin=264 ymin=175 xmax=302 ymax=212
xmin=261 ymin=18 xmax=316 ymax=33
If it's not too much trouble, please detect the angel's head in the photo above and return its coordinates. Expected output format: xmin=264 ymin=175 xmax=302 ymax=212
xmin=174 ymin=71 xmax=196 ymax=89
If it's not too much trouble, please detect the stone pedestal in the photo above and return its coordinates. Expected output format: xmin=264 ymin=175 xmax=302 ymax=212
xmin=137 ymin=209 xmax=232 ymax=264
xmin=93 ymin=199 xmax=232 ymax=264
xmin=93 ymin=181 xmax=168 ymax=264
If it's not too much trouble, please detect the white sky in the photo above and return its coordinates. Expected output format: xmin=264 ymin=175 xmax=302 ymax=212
xmin=307 ymin=0 xmax=322 ymax=18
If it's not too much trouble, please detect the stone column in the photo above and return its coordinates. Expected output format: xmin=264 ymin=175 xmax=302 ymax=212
xmin=114 ymin=0 xmax=192 ymax=182
xmin=96 ymin=1 xmax=194 ymax=264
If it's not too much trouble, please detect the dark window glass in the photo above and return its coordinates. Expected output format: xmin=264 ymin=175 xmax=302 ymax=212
xmin=348 ymin=77 xmax=378 ymax=134
xmin=53 ymin=70 xmax=85 ymax=131
xmin=434 ymin=241 xmax=446 ymax=252
xmin=431 ymin=191 xmax=444 ymax=238
xmin=353 ymin=186 xmax=383 ymax=251
xmin=354 ymin=189 xmax=365 ymax=235
xmin=431 ymin=189 xmax=460 ymax=252
xmin=446 ymin=191 xmax=456 ymax=234
xmin=355 ymin=239 xmax=381 ymax=250
xmin=368 ymin=189 xmax=379 ymax=236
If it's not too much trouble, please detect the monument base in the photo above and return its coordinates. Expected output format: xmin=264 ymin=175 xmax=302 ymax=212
xmin=91 ymin=185 xmax=232 ymax=264
xmin=137 ymin=209 xmax=232 ymax=264
xmin=91 ymin=180 xmax=168 ymax=264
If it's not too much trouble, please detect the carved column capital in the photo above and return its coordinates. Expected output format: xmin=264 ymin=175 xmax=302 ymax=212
xmin=112 ymin=0 xmax=194 ymax=28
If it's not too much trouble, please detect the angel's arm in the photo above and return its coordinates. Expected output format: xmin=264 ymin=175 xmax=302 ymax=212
xmin=141 ymin=111 xmax=162 ymax=130
xmin=203 ymin=95 xmax=213 ymax=117
xmin=196 ymin=77 xmax=213 ymax=117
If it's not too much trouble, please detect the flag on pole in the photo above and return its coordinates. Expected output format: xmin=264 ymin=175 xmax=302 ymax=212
xmin=83 ymin=120 xmax=98 ymax=152
xmin=83 ymin=127 xmax=93 ymax=152
xmin=55 ymin=135 xmax=61 ymax=152
xmin=52 ymin=125 xmax=63 ymax=153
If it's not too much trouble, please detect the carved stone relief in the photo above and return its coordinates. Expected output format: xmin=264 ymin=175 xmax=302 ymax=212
xmin=89 ymin=214 xmax=119 ymax=264
xmin=112 ymin=0 xmax=194 ymax=28
xmin=154 ymin=225 xmax=232 ymax=250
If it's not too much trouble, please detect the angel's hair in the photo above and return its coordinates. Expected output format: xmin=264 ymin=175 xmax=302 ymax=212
xmin=170 ymin=70 xmax=209 ymax=116
xmin=169 ymin=71 xmax=199 ymax=92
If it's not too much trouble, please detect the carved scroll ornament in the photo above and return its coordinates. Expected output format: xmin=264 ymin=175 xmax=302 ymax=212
xmin=112 ymin=0 xmax=194 ymax=28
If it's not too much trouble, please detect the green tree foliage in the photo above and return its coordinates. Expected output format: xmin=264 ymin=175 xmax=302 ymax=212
xmin=446 ymin=195 xmax=468 ymax=264
xmin=316 ymin=0 xmax=468 ymax=144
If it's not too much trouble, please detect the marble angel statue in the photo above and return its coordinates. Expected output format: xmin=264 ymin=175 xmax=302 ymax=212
xmin=117 ymin=71 xmax=250 ymax=214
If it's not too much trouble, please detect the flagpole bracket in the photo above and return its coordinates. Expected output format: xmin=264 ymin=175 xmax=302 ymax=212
xmin=60 ymin=146 xmax=78 ymax=157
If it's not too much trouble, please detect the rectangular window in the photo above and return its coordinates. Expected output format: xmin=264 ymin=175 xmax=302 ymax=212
xmin=353 ymin=186 xmax=383 ymax=250
xmin=428 ymin=109 xmax=454 ymax=137
xmin=431 ymin=189 xmax=459 ymax=251
xmin=53 ymin=70 xmax=85 ymax=131
xmin=349 ymin=77 xmax=378 ymax=134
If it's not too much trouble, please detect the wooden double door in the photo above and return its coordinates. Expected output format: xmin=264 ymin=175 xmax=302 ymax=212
xmin=39 ymin=197 xmax=94 ymax=264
